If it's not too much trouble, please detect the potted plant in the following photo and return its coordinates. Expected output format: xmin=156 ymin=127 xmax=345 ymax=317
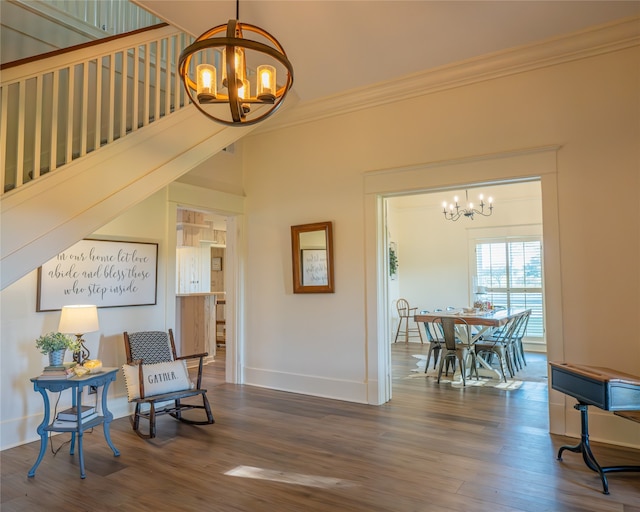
xmin=389 ymin=244 xmax=398 ymax=279
xmin=35 ymin=332 xmax=80 ymax=366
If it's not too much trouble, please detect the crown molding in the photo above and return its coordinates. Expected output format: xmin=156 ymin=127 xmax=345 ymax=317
xmin=256 ymin=15 xmax=640 ymax=134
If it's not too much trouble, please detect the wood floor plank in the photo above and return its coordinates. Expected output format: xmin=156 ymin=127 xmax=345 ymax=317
xmin=2 ymin=343 xmax=639 ymax=511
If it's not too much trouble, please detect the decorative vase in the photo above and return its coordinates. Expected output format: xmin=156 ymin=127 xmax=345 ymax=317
xmin=48 ymin=349 xmax=65 ymax=367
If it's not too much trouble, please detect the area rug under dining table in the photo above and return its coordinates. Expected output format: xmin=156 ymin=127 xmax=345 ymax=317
xmin=409 ymin=354 xmax=524 ymax=389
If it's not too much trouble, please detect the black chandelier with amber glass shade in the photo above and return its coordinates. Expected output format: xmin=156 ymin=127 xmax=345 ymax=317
xmin=178 ymin=1 xmax=294 ymax=126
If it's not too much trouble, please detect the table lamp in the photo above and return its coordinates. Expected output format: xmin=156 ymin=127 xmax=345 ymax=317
xmin=58 ymin=305 xmax=99 ymax=365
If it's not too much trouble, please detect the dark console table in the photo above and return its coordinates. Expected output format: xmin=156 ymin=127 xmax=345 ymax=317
xmin=550 ymin=362 xmax=640 ymax=494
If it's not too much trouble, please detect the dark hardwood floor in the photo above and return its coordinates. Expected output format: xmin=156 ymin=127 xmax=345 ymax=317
xmin=2 ymin=343 xmax=639 ymax=511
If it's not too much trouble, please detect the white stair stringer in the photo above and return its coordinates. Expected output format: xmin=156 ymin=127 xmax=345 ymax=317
xmin=0 ymin=105 xmax=254 ymax=290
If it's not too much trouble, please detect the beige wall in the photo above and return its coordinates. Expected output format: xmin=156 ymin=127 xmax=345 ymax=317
xmin=241 ymin=46 xmax=639 ymax=446
xmin=1 ymin=41 xmax=638 ymax=451
xmin=0 ymin=178 xmax=245 ymax=450
xmin=387 ymin=181 xmax=543 ymax=334
xmin=0 ymin=191 xmax=170 ymax=449
xmin=176 ymin=142 xmax=246 ymax=196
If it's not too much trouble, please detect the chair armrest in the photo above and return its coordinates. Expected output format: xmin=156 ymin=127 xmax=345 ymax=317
xmin=135 ymin=360 xmax=146 ymax=399
xmin=176 ymin=352 xmax=208 ymax=361
xmin=176 ymin=353 xmax=208 ymax=389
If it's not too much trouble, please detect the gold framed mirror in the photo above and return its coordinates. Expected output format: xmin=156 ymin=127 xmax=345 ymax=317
xmin=291 ymin=221 xmax=334 ymax=293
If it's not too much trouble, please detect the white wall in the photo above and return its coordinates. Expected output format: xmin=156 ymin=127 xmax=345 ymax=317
xmin=0 ymin=191 xmax=170 ymax=449
xmin=240 ymin=45 xmax=639 ymax=447
xmin=2 ymin=28 xmax=638 ymax=452
xmin=388 ymin=181 xmax=542 ymax=315
xmin=175 ymin=142 xmax=246 ymax=196
xmin=0 ymin=176 xmax=247 ymax=450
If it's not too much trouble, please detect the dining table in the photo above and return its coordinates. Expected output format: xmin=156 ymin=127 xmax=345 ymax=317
xmin=414 ymin=307 xmax=531 ymax=380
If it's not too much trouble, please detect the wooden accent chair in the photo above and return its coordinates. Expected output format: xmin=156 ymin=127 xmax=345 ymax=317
xmin=122 ymin=329 xmax=214 ymax=439
xmin=393 ymin=298 xmax=424 ymax=344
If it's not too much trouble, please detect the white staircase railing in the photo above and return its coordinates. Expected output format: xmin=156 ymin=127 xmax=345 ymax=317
xmin=43 ymin=0 xmax=162 ymax=35
xmin=3 ymin=0 xmax=164 ymax=62
xmin=1 ymin=24 xmax=195 ymax=195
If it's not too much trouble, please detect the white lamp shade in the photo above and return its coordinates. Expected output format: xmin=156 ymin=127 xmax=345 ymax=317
xmin=58 ymin=305 xmax=99 ymax=335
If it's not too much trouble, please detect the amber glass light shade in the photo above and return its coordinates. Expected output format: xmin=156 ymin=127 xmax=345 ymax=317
xmin=196 ymin=64 xmax=217 ymax=103
xmin=256 ymin=65 xmax=276 ymax=102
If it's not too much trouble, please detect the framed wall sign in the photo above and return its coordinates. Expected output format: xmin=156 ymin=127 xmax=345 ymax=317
xmin=37 ymin=239 xmax=158 ymax=311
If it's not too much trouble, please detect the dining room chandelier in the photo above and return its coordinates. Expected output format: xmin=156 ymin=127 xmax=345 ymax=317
xmin=178 ymin=0 xmax=294 ymax=126
xmin=442 ymin=190 xmax=494 ymax=221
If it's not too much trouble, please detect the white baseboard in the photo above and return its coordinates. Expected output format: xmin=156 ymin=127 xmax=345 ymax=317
xmin=244 ymin=367 xmax=369 ymax=404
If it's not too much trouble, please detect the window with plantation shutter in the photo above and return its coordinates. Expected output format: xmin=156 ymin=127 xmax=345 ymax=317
xmin=474 ymin=237 xmax=544 ymax=340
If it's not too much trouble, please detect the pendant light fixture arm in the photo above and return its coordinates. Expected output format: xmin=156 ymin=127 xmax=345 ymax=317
xmin=226 ymin=19 xmax=242 ymax=122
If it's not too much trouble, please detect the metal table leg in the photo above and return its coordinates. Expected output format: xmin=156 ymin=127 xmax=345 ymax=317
xmin=557 ymin=403 xmax=640 ymax=494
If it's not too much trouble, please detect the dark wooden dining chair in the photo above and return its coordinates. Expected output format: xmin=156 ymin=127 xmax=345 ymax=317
xmin=434 ymin=316 xmax=478 ymax=386
xmin=122 ymin=329 xmax=214 ymax=439
xmin=394 ymin=298 xmax=424 ymax=344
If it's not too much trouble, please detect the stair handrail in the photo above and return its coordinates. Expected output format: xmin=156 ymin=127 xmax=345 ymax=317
xmin=1 ymin=24 xmax=173 ymax=78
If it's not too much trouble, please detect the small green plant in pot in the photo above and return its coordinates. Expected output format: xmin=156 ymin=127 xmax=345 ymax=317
xmin=35 ymin=332 xmax=80 ymax=366
xmin=389 ymin=245 xmax=398 ymax=277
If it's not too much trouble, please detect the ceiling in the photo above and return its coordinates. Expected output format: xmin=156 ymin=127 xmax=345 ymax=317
xmin=135 ymin=0 xmax=640 ymax=105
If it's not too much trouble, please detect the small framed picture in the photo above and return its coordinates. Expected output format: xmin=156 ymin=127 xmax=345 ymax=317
xmin=211 ymin=257 xmax=223 ymax=271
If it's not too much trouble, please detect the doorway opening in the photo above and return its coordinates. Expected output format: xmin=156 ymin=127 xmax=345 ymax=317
xmin=384 ymin=180 xmax=547 ymax=391
xmin=175 ymin=207 xmax=228 ymax=368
